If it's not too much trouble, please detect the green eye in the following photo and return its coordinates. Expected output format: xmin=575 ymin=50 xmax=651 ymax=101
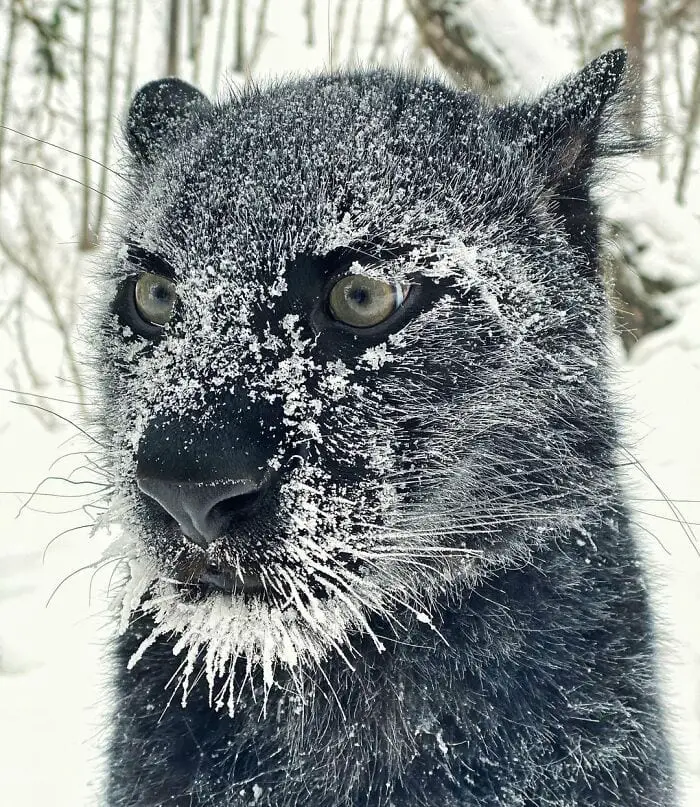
xmin=328 ymin=274 xmax=408 ymax=328
xmin=134 ymin=273 xmax=177 ymax=327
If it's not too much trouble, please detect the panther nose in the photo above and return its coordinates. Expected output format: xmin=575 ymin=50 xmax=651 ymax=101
xmin=136 ymin=476 xmax=269 ymax=547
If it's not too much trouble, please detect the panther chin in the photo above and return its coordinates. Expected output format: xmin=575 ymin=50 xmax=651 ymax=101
xmin=114 ymin=530 xmax=399 ymax=714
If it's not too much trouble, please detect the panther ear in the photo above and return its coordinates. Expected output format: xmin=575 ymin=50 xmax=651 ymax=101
xmin=494 ymin=50 xmax=634 ymax=274
xmin=127 ymin=78 xmax=213 ymax=163
xmin=522 ymin=49 xmax=631 ymax=188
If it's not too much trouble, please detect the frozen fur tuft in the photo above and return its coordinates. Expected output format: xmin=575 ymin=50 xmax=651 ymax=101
xmin=94 ymin=52 xmax=677 ymax=806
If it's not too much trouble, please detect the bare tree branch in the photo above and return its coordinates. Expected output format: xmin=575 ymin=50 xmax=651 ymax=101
xmin=653 ymin=22 xmax=670 ymax=181
xmin=0 ymin=229 xmax=85 ymax=407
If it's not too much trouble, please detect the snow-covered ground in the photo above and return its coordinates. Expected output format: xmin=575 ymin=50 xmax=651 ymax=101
xmin=0 ymin=394 xmax=118 ymax=804
xmin=623 ymin=297 xmax=700 ymax=805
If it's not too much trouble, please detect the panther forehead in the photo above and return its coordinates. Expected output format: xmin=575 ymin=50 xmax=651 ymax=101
xmin=120 ymin=74 xmax=538 ymax=276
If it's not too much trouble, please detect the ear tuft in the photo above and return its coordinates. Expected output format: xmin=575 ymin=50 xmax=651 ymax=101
xmin=127 ymin=78 xmax=213 ymax=163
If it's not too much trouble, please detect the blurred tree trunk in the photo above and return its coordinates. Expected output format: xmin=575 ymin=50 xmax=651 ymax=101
xmin=305 ymin=0 xmax=315 ymax=47
xmin=167 ymin=0 xmax=181 ymax=76
xmin=623 ymin=0 xmax=646 ymax=137
xmin=188 ymin=0 xmax=203 ymax=84
xmin=370 ymin=0 xmax=391 ymax=61
xmin=0 ymin=1 xmax=18 ymax=193
xmin=234 ymin=0 xmax=246 ymax=72
xmin=95 ymin=0 xmax=120 ymax=243
xmin=249 ymin=0 xmax=270 ymax=69
xmin=675 ymin=31 xmax=700 ymax=203
xmin=124 ymin=0 xmax=143 ymax=112
xmin=79 ymin=0 xmax=93 ymax=249
xmin=212 ymin=0 xmax=230 ymax=93
xmin=332 ymin=0 xmax=349 ymax=63
xmin=351 ymin=0 xmax=364 ymax=56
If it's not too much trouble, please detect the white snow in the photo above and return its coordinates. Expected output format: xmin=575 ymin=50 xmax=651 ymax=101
xmin=0 ymin=398 xmax=113 ymax=805
xmin=622 ymin=318 xmax=700 ymax=804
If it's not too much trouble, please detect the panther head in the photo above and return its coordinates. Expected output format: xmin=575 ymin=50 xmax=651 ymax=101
xmin=96 ymin=53 xmax=631 ymax=706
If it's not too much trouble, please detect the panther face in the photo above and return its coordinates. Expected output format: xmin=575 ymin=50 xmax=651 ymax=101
xmin=97 ymin=58 xmax=626 ymax=707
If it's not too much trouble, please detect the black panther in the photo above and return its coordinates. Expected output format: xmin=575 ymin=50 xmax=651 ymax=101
xmin=95 ymin=51 xmax=677 ymax=805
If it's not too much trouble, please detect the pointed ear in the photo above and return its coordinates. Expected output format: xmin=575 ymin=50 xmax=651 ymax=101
xmin=127 ymin=78 xmax=214 ymax=163
xmin=522 ymin=49 xmax=632 ymax=186
xmin=494 ymin=50 xmax=636 ymax=275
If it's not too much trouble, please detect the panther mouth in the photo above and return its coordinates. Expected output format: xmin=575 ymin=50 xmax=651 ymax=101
xmin=195 ymin=568 xmax=266 ymax=598
xmin=168 ymin=545 xmax=271 ymax=602
xmin=136 ymin=474 xmax=370 ymax=608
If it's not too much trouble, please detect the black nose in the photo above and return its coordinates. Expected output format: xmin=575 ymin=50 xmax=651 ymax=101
xmin=136 ymin=476 xmax=269 ymax=547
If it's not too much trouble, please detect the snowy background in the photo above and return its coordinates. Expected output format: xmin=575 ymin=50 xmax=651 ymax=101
xmin=0 ymin=1 xmax=699 ymax=804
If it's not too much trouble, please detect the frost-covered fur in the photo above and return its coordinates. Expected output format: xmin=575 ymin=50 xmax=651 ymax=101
xmin=96 ymin=51 xmax=676 ymax=805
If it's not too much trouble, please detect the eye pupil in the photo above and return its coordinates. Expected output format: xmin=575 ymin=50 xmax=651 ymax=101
xmin=350 ymin=287 xmax=369 ymax=305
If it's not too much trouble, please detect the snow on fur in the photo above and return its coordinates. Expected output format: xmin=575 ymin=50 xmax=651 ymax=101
xmin=95 ymin=67 xmax=620 ymax=704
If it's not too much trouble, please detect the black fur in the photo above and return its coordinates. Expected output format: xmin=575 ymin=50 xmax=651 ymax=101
xmin=97 ymin=52 xmax=677 ymax=806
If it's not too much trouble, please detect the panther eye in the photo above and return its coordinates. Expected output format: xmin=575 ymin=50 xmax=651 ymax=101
xmin=328 ymin=274 xmax=408 ymax=328
xmin=134 ymin=273 xmax=177 ymax=327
